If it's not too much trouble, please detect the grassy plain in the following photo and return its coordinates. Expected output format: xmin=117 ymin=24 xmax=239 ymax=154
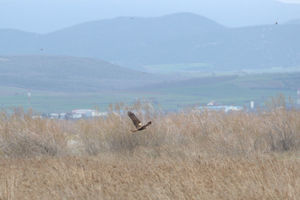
xmin=0 ymin=103 xmax=299 ymax=199
xmin=0 ymin=72 xmax=299 ymax=113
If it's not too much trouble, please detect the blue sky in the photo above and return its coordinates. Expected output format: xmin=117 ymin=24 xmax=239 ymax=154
xmin=1 ymin=0 xmax=300 ymax=33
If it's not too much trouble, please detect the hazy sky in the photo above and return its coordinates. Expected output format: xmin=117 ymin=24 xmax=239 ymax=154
xmin=1 ymin=0 xmax=300 ymax=33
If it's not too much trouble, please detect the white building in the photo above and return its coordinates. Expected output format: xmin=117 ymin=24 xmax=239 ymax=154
xmin=49 ymin=113 xmax=59 ymax=119
xmin=250 ymin=101 xmax=255 ymax=109
xmin=71 ymin=109 xmax=107 ymax=118
xmin=198 ymin=105 xmax=243 ymax=113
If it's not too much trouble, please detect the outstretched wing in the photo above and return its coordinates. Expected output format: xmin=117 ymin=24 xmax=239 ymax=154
xmin=128 ymin=111 xmax=142 ymax=129
xmin=142 ymin=121 xmax=152 ymax=129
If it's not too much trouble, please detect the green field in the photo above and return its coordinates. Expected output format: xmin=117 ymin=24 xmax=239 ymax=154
xmin=0 ymin=72 xmax=299 ymax=113
xmin=143 ymin=62 xmax=300 ymax=77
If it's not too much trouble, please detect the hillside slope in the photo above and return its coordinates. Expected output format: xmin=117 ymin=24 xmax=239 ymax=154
xmin=0 ymin=55 xmax=157 ymax=92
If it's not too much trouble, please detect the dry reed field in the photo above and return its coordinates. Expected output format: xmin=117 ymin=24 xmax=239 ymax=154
xmin=0 ymin=103 xmax=300 ymax=199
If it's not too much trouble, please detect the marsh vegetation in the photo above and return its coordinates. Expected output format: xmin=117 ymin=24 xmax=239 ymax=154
xmin=0 ymin=103 xmax=299 ymax=199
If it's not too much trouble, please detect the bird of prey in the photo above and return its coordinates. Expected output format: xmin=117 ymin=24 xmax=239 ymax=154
xmin=128 ymin=111 xmax=152 ymax=132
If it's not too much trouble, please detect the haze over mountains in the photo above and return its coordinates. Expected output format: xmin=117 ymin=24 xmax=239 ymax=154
xmin=1 ymin=12 xmax=300 ymax=71
xmin=0 ymin=56 xmax=158 ymax=92
xmin=2 ymin=0 xmax=300 ymax=32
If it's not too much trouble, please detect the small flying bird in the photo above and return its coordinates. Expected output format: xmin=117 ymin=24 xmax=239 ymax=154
xmin=128 ymin=111 xmax=152 ymax=132
xmin=275 ymin=21 xmax=278 ymax=25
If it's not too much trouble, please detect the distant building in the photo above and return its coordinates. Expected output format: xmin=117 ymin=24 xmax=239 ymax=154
xmin=71 ymin=109 xmax=107 ymax=119
xmin=39 ymin=109 xmax=108 ymax=120
xmin=32 ymin=115 xmax=42 ymax=119
xmin=207 ymin=101 xmax=216 ymax=106
xmin=59 ymin=113 xmax=66 ymax=119
xmin=250 ymin=101 xmax=255 ymax=109
xmin=71 ymin=113 xmax=83 ymax=119
xmin=198 ymin=105 xmax=243 ymax=112
xmin=49 ymin=113 xmax=59 ymax=119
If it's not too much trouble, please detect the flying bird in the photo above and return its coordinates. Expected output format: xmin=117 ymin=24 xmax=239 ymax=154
xmin=128 ymin=111 xmax=152 ymax=132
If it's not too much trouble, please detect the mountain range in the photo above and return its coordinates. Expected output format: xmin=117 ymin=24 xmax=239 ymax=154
xmin=1 ymin=12 xmax=300 ymax=71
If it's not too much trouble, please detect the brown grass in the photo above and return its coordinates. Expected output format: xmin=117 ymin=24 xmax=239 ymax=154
xmin=0 ymin=104 xmax=300 ymax=199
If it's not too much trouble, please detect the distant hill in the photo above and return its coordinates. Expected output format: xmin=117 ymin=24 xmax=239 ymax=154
xmin=0 ymin=55 xmax=157 ymax=92
xmin=138 ymin=73 xmax=300 ymax=92
xmin=1 ymin=13 xmax=300 ymax=70
xmin=130 ymin=73 xmax=300 ymax=108
xmin=0 ymin=29 xmax=41 ymax=53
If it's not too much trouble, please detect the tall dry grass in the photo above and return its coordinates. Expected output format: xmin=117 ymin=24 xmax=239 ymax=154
xmin=0 ymin=103 xmax=299 ymax=199
xmin=1 ymin=157 xmax=299 ymax=200
xmin=1 ymin=104 xmax=299 ymax=158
